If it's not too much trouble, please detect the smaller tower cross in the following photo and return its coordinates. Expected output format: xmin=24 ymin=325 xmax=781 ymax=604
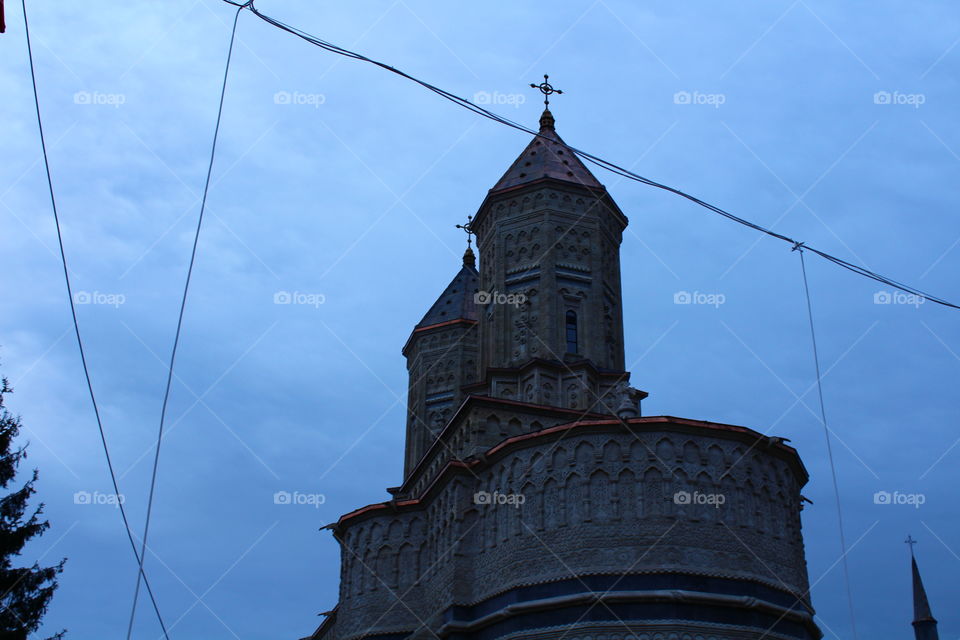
xmin=530 ymin=74 xmax=563 ymax=108
xmin=906 ymin=534 xmax=918 ymax=555
xmin=456 ymin=215 xmax=476 ymax=268
xmin=456 ymin=215 xmax=475 ymax=249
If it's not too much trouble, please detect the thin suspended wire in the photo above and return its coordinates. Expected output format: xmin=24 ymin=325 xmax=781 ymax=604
xmin=226 ymin=0 xmax=959 ymax=311
xmin=125 ymin=5 xmax=244 ymax=638
xmin=19 ymin=0 xmax=170 ymax=636
xmin=797 ymin=247 xmax=859 ymax=640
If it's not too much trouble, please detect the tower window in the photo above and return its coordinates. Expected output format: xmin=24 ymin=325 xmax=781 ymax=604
xmin=565 ymin=311 xmax=578 ymax=354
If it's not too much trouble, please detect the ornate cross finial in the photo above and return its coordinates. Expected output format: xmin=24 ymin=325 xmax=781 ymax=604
xmin=456 ymin=215 xmax=477 ymax=268
xmin=456 ymin=215 xmax=475 ymax=248
xmin=905 ymin=534 xmax=918 ymax=555
xmin=530 ymin=74 xmax=563 ymax=108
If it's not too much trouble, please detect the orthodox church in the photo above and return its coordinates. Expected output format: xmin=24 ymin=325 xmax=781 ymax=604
xmin=300 ymin=98 xmax=942 ymax=640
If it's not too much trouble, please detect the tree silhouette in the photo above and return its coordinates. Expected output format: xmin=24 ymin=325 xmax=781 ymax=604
xmin=0 ymin=376 xmax=65 ymax=640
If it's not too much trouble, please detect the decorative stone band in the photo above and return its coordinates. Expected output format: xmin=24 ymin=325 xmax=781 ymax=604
xmin=401 ymin=317 xmax=478 ymax=357
xmin=444 ymin=572 xmax=813 ymax=621
xmin=437 ymin=588 xmax=819 ymax=640
xmin=335 ymin=415 xmax=807 ymax=530
xmin=324 ymin=580 xmax=818 ymax=640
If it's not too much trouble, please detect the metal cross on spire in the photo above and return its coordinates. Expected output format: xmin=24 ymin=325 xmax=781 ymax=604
xmin=530 ymin=74 xmax=563 ymax=108
xmin=456 ymin=215 xmax=477 ymax=268
xmin=905 ymin=534 xmax=918 ymax=555
xmin=456 ymin=215 xmax=475 ymax=248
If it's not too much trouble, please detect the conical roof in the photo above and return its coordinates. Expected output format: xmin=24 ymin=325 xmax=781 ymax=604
xmin=912 ymin=554 xmax=937 ymax=624
xmin=414 ymin=249 xmax=479 ymax=329
xmin=489 ymin=109 xmax=603 ymax=193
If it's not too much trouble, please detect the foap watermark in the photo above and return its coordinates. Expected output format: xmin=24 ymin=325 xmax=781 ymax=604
xmin=873 ymin=91 xmax=925 ymax=108
xmin=274 ymin=91 xmax=326 ymax=108
xmin=674 ymin=290 xmax=725 ymax=308
xmin=473 ymin=91 xmax=526 ymax=108
xmin=673 ymin=490 xmax=726 ymax=509
xmin=873 ymin=290 xmax=925 ymax=308
xmin=274 ymin=291 xmax=326 ymax=307
xmin=74 ymin=490 xmax=125 ymax=506
xmin=73 ymin=291 xmax=126 ymax=308
xmin=673 ymin=90 xmax=725 ymax=108
xmin=273 ymin=490 xmax=326 ymax=508
xmin=74 ymin=90 xmax=126 ymax=108
xmin=474 ymin=490 xmax=525 ymax=508
xmin=474 ymin=290 xmax=526 ymax=308
xmin=873 ymin=490 xmax=925 ymax=508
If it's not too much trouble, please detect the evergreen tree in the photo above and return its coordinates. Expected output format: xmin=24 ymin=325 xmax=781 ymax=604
xmin=0 ymin=377 xmax=65 ymax=640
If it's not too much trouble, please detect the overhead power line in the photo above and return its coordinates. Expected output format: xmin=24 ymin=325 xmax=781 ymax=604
xmin=796 ymin=246 xmax=859 ymax=640
xmin=19 ymin=0 xmax=171 ymax=636
xmin=224 ymin=0 xmax=958 ymax=311
xmin=126 ymin=4 xmax=246 ymax=639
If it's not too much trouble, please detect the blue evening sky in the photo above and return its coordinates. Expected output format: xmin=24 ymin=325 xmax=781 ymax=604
xmin=1 ymin=1 xmax=958 ymax=638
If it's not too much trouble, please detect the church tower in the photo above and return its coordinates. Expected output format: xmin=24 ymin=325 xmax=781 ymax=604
xmin=303 ymin=96 xmax=821 ymax=640
xmin=401 ymin=247 xmax=479 ymax=476
xmin=473 ymin=107 xmax=627 ymax=374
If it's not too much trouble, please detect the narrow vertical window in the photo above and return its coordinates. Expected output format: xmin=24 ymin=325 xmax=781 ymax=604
xmin=565 ymin=310 xmax=578 ymax=354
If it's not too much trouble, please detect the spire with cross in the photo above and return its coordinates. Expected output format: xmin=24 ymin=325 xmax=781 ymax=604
xmin=530 ymin=74 xmax=563 ymax=108
xmin=456 ymin=215 xmax=476 ymax=268
xmin=907 ymin=534 xmax=939 ymax=640
xmin=530 ymin=74 xmax=563 ymax=130
xmin=906 ymin=534 xmax=918 ymax=555
xmin=455 ymin=215 xmax=474 ymax=248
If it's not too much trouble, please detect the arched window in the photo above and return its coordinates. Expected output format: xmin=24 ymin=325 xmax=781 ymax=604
xmin=565 ymin=310 xmax=578 ymax=354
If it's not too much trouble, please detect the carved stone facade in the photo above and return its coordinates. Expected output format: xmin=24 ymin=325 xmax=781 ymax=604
xmin=472 ymin=167 xmax=627 ymax=376
xmin=301 ymin=110 xmax=820 ymax=640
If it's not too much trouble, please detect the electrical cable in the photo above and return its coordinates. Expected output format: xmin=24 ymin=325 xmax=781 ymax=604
xmin=19 ymin=0 xmax=171 ymax=636
xmin=796 ymin=246 xmax=860 ymax=640
xmin=125 ymin=4 xmax=245 ymax=638
xmin=226 ymin=0 xmax=959 ymax=311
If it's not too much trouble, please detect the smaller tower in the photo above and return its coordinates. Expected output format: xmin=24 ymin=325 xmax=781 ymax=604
xmin=907 ymin=535 xmax=939 ymax=640
xmin=400 ymin=246 xmax=480 ymax=477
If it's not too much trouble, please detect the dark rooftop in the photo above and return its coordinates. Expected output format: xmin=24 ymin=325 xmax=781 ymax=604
xmin=489 ymin=109 xmax=603 ymax=193
xmin=414 ymin=250 xmax=479 ymax=329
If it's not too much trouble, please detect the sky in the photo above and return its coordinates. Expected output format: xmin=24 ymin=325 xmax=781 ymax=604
xmin=1 ymin=1 xmax=958 ymax=638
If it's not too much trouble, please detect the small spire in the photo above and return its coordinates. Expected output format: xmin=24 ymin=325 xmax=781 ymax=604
xmin=907 ymin=537 xmax=939 ymax=640
xmin=455 ymin=214 xmax=476 ymax=269
xmin=539 ymin=108 xmax=555 ymax=131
